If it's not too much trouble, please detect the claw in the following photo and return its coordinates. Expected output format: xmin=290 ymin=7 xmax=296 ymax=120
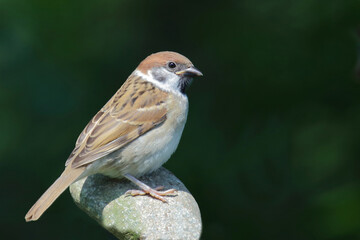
xmin=125 ymin=190 xmax=146 ymax=196
xmin=124 ymin=173 xmax=177 ymax=202
xmin=126 ymin=187 xmax=177 ymax=202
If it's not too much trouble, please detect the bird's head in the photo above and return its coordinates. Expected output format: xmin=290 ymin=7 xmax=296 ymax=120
xmin=136 ymin=51 xmax=203 ymax=94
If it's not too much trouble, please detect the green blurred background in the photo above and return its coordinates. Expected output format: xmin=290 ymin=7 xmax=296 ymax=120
xmin=1 ymin=0 xmax=360 ymax=239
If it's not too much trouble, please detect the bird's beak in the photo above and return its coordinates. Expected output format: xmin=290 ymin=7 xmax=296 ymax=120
xmin=176 ymin=67 xmax=203 ymax=77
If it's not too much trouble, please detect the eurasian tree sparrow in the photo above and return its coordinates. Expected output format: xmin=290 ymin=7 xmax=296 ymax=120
xmin=25 ymin=51 xmax=202 ymax=222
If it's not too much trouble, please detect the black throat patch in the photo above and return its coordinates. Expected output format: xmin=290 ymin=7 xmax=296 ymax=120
xmin=179 ymin=77 xmax=193 ymax=94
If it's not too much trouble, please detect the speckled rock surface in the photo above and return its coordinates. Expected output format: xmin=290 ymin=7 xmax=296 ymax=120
xmin=69 ymin=167 xmax=202 ymax=240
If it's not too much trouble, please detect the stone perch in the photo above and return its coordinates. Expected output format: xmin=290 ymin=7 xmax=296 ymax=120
xmin=69 ymin=167 xmax=202 ymax=240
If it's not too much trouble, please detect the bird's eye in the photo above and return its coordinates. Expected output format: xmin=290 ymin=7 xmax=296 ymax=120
xmin=168 ymin=62 xmax=176 ymax=69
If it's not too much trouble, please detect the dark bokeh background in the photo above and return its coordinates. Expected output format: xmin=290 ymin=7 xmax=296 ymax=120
xmin=1 ymin=0 xmax=360 ymax=239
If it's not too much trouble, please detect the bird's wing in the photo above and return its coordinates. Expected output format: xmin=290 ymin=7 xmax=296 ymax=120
xmin=65 ymin=75 xmax=168 ymax=168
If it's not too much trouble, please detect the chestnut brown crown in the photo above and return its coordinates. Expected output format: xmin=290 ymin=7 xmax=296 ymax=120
xmin=137 ymin=51 xmax=193 ymax=74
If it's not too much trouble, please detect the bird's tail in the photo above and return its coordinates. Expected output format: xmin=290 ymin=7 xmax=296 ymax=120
xmin=25 ymin=167 xmax=84 ymax=222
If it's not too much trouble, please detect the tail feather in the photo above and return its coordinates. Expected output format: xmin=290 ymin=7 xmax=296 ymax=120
xmin=25 ymin=167 xmax=84 ymax=222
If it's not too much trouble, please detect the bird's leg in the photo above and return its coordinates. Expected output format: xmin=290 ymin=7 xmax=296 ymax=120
xmin=124 ymin=174 xmax=176 ymax=202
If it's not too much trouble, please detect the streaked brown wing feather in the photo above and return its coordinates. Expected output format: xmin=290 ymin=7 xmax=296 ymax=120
xmin=65 ymin=75 xmax=168 ymax=168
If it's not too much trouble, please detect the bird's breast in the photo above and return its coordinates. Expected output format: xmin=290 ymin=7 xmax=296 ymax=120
xmin=97 ymin=93 xmax=189 ymax=178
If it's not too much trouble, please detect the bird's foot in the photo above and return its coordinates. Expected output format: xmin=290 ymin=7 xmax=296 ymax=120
xmin=125 ymin=186 xmax=176 ymax=202
xmin=124 ymin=174 xmax=176 ymax=202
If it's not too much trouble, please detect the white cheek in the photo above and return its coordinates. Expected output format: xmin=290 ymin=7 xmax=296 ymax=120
xmin=133 ymin=70 xmax=187 ymax=99
xmin=134 ymin=70 xmax=185 ymax=99
xmin=156 ymin=68 xmax=180 ymax=91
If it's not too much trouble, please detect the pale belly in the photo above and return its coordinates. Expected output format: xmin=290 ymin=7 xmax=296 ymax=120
xmin=112 ymin=120 xmax=186 ymax=177
xmin=83 ymin=94 xmax=188 ymax=178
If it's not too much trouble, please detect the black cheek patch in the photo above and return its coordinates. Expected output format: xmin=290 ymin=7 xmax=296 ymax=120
xmin=152 ymin=70 xmax=166 ymax=82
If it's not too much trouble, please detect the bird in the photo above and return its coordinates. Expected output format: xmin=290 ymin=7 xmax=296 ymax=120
xmin=25 ymin=51 xmax=202 ymax=222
